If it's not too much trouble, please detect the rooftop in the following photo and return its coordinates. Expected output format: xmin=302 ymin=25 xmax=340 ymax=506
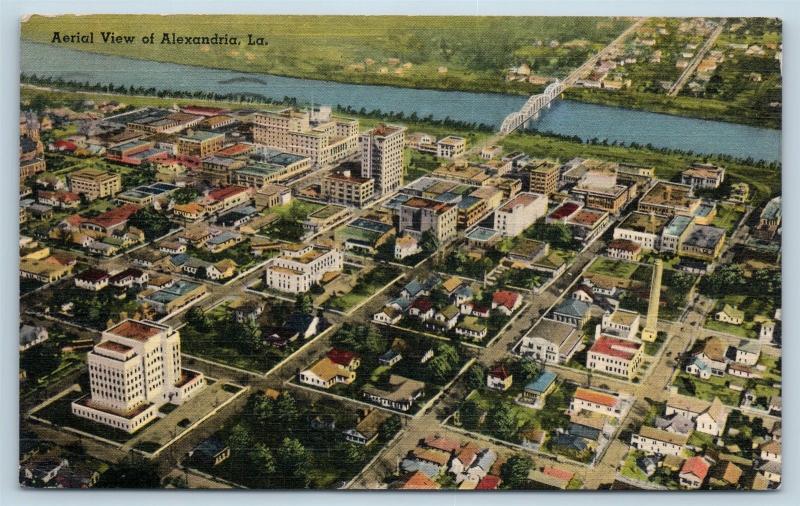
xmin=107 ymin=320 xmax=165 ymax=342
xmin=590 ymin=335 xmax=642 ymax=360
xmin=618 ymin=211 xmax=670 ymax=234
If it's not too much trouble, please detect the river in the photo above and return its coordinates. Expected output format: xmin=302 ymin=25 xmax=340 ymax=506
xmin=21 ymin=42 xmax=780 ymax=163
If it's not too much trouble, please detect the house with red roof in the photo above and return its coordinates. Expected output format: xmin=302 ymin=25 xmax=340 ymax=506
xmin=423 ymin=435 xmax=461 ymax=454
xmin=475 ymin=474 xmax=502 ymax=490
xmin=79 ymin=204 xmax=140 ymax=237
xmin=74 ymin=268 xmax=109 ymax=291
xmin=326 ymin=348 xmax=361 ymax=371
xmin=492 ymin=290 xmax=521 ymax=315
xmin=408 ymin=297 xmax=434 ymax=320
xmin=51 ymin=139 xmax=77 ymax=153
xmin=200 ymin=185 xmax=251 ymax=214
xmin=679 ymin=456 xmax=712 ymax=489
xmin=587 ymin=335 xmax=643 ymax=380
xmin=569 ymin=387 xmax=625 ymax=419
xmin=397 ymin=470 xmax=440 ymax=490
xmin=487 ymin=364 xmax=513 ymax=391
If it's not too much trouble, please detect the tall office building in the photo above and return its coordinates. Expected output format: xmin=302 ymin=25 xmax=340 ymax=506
xmin=641 ymin=259 xmax=663 ymax=342
xmin=359 ymin=124 xmax=406 ymax=196
xmin=71 ymin=320 xmax=205 ymax=433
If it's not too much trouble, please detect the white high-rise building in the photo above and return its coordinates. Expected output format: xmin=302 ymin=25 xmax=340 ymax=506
xmin=359 ymin=124 xmax=406 ymax=196
xmin=71 ymin=320 xmax=205 ymax=433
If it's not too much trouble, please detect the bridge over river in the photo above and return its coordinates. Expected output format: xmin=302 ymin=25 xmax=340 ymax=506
xmin=499 ymin=17 xmax=647 ymax=135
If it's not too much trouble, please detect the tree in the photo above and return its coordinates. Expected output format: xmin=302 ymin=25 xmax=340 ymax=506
xmin=501 ymin=455 xmax=533 ymax=489
xmin=519 ymin=360 xmax=541 ymax=383
xmin=172 ymin=187 xmax=199 ymax=205
xmin=379 ymin=415 xmax=402 ymax=441
xmin=227 ymin=423 xmax=254 ymax=455
xmin=460 ymin=400 xmax=481 ymax=430
xmin=275 ymin=392 xmax=300 ymax=428
xmin=276 ymin=437 xmax=310 ymax=486
xmin=20 ymin=341 xmax=61 ymax=379
xmin=294 ymin=293 xmax=314 ymax=316
xmin=96 ymin=455 xmax=161 ymax=488
xmin=465 ymin=364 xmax=487 ymax=391
xmin=487 ymin=401 xmax=516 ymax=441
xmin=428 ymin=354 xmax=454 ymax=383
xmin=129 ymin=208 xmax=173 ymax=240
xmin=185 ymin=306 xmax=209 ymax=332
xmin=249 ymin=442 xmax=276 ymax=474
xmin=360 ymin=325 xmax=386 ymax=355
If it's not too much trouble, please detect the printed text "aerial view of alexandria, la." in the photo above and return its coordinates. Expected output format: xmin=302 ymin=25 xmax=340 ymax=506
xmin=18 ymin=14 xmax=781 ymax=491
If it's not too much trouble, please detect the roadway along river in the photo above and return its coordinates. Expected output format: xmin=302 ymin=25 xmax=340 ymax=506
xmin=21 ymin=41 xmax=780 ymax=163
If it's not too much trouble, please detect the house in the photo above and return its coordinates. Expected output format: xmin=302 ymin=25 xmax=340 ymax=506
xmin=229 ymin=298 xmax=265 ymax=323
xmin=326 ymin=348 xmax=361 ymax=371
xmin=343 ymin=409 xmax=383 ymax=445
xmin=298 ymin=357 xmax=356 ymax=389
xmin=569 ymin=387 xmax=625 ymax=419
xmin=520 ymin=371 xmax=557 ymax=408
xmin=486 ymin=365 xmax=513 ymax=391
xmin=285 ymin=312 xmax=320 ymax=339
xmin=19 ymin=325 xmax=49 ymax=351
xmin=394 ymin=235 xmax=421 ymax=260
xmin=362 ymin=375 xmax=425 ymax=412
xmin=423 ymin=435 xmax=461 ymax=454
xmin=20 ymin=457 xmax=69 ymax=485
xmin=679 ymin=456 xmax=712 ymax=489
xmin=729 ymin=339 xmax=761 ymax=365
xmin=713 ymin=461 xmax=743 ymax=487
xmin=378 ymin=349 xmax=402 ymax=366
xmin=686 ymin=337 xmax=728 ymax=378
xmin=528 ymin=466 xmax=575 ymax=490
xmin=434 ymin=305 xmax=460 ymax=329
xmin=630 ymin=426 xmax=689 ymax=456
xmin=74 ymin=268 xmax=109 ymax=291
xmin=637 ymin=455 xmax=659 ymax=477
xmin=760 ymin=440 xmax=781 ymax=463
xmin=571 ymin=285 xmax=594 ymax=304
xmin=716 ymin=304 xmax=744 ymax=325
xmin=408 ymin=298 xmax=434 ymax=320
xmin=397 ymin=471 xmax=440 ymax=490
xmin=457 ymin=449 xmax=497 ymax=484
xmin=373 ymin=306 xmax=402 ymax=325
xmin=192 ymin=437 xmax=230 ymax=467
xmin=455 ymin=316 xmax=488 ymax=341
xmin=550 ymin=298 xmax=590 ymax=327
xmin=666 ymin=394 xmax=728 ymax=436
xmin=607 ymin=239 xmax=642 ymax=261
xmin=108 ymin=268 xmax=149 ymax=288
xmin=491 ymin=290 xmax=521 ymax=315
xmin=475 ymin=475 xmax=502 ymax=490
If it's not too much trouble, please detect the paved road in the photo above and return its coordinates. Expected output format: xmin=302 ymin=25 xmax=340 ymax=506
xmin=667 ymin=20 xmax=726 ymax=97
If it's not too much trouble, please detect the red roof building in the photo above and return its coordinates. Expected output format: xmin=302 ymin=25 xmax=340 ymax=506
xmin=476 ymin=475 xmax=502 ymax=490
xmin=680 ymin=456 xmax=711 ymax=481
xmin=326 ymin=348 xmax=360 ymax=368
xmin=423 ymin=435 xmax=461 ymax=454
xmin=492 ymin=290 xmax=520 ymax=312
xmin=399 ymin=471 xmax=440 ymax=490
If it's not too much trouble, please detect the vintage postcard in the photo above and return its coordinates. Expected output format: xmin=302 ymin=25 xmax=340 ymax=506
xmin=18 ymin=14 xmax=781 ymax=491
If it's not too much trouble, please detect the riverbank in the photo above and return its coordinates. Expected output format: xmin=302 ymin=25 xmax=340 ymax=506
xmin=564 ymin=87 xmax=781 ymax=130
xmin=20 ymin=84 xmax=779 ymax=203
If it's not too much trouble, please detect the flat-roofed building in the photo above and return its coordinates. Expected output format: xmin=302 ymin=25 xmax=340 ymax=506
xmin=359 ymin=124 xmax=406 ymax=196
xmin=493 ymin=192 xmax=548 ymax=237
xmin=265 ymin=243 xmax=343 ymax=293
xmin=436 ymin=136 xmax=467 ymax=159
xmin=68 ymin=168 xmax=122 ymax=200
xmin=302 ymin=205 xmax=351 ymax=235
xmin=660 ymin=215 xmax=695 ymax=253
xmin=254 ymin=184 xmax=292 ymax=210
xmin=613 ymin=211 xmax=670 ymax=250
xmin=198 ymin=156 xmax=246 ymax=185
xmin=141 ymin=280 xmax=208 ymax=315
xmin=527 ymin=160 xmax=560 ymax=195
xmin=456 ymin=195 xmax=487 ymax=228
xmin=71 ymin=320 xmax=205 ymax=433
xmin=681 ymin=163 xmax=725 ymax=189
xmin=177 ymin=131 xmax=225 ymax=158
xmin=601 ymin=309 xmax=641 ymax=340
xmin=321 ymin=169 xmax=375 ymax=207
xmin=679 ymin=225 xmax=726 ymax=261
xmin=519 ymin=318 xmax=582 ymax=365
xmin=638 ymin=181 xmax=701 ymax=217
xmin=570 ymin=174 xmax=633 ymax=215
xmin=432 ymin=161 xmax=490 ymax=186
xmin=253 ymin=108 xmax=359 ymax=168
xmin=567 ymin=208 xmax=610 ymax=244
xmin=399 ymin=197 xmax=457 ymax=244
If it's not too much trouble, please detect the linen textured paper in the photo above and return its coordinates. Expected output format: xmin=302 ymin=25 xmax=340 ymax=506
xmin=18 ymin=14 xmax=781 ymax=491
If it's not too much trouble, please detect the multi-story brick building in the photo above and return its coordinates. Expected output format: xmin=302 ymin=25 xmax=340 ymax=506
xmin=68 ymin=168 xmax=122 ymax=200
xmin=359 ymin=124 xmax=406 ymax=196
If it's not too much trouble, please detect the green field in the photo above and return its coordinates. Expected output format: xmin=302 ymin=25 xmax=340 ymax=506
xmin=22 ymin=15 xmax=632 ymax=96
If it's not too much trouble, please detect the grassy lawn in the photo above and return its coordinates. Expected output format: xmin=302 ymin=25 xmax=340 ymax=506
xmin=620 ymin=450 xmax=649 ymax=482
xmin=687 ymin=430 xmax=715 ymax=449
xmin=586 ymin=257 xmax=639 ymax=280
xmin=327 ymin=265 xmax=402 ymax=312
xmin=704 ymin=294 xmax=777 ymax=339
xmin=673 ymin=371 xmax=744 ymax=406
xmin=704 ymin=319 xmax=753 ymax=339
xmin=33 ymin=388 xmax=149 ymax=443
xmin=712 ymin=205 xmax=744 ymax=235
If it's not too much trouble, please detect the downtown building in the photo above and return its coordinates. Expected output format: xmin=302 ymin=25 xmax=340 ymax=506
xmin=71 ymin=320 xmax=205 ymax=433
xmin=264 ymin=243 xmax=344 ymax=294
xmin=252 ymin=108 xmax=359 ymax=168
xmin=359 ymin=124 xmax=406 ymax=196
